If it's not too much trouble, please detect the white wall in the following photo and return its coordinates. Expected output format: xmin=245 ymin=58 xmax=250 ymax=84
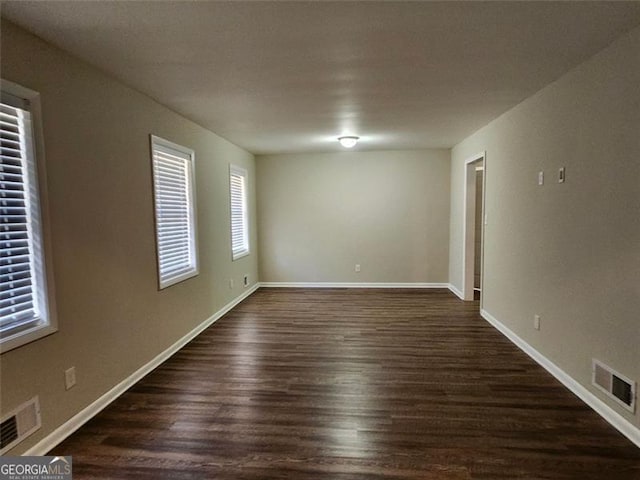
xmin=257 ymin=150 xmax=450 ymax=284
xmin=0 ymin=20 xmax=258 ymax=454
xmin=449 ymin=26 xmax=640 ymax=430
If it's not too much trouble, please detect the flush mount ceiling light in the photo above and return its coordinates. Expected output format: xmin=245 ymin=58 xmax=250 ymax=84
xmin=338 ymin=136 xmax=359 ymax=148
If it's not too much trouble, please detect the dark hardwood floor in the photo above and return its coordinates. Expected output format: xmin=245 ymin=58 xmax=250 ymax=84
xmin=51 ymin=288 xmax=640 ymax=479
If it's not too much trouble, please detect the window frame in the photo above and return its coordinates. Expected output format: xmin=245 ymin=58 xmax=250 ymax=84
xmin=0 ymin=79 xmax=57 ymax=354
xmin=229 ymin=164 xmax=249 ymax=261
xmin=150 ymin=135 xmax=199 ymax=289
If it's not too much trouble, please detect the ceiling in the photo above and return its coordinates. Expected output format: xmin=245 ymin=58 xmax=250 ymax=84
xmin=3 ymin=1 xmax=640 ymax=155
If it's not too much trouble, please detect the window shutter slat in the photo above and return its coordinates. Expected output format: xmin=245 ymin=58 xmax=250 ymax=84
xmin=229 ymin=166 xmax=249 ymax=260
xmin=0 ymin=101 xmax=44 ymax=335
xmin=151 ymin=136 xmax=198 ymax=289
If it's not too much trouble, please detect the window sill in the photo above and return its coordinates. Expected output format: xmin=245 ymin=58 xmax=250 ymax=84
xmin=0 ymin=323 xmax=58 ymax=354
xmin=232 ymin=250 xmax=250 ymax=261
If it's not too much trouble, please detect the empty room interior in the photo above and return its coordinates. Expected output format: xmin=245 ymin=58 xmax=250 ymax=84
xmin=1 ymin=2 xmax=640 ymax=478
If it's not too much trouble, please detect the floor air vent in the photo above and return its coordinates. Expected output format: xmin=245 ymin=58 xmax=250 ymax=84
xmin=592 ymin=360 xmax=636 ymax=413
xmin=0 ymin=396 xmax=41 ymax=454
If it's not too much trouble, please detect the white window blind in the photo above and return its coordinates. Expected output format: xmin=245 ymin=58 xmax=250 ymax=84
xmin=1 ymin=81 xmax=55 ymax=352
xmin=229 ymin=165 xmax=249 ymax=260
xmin=151 ymin=136 xmax=198 ymax=289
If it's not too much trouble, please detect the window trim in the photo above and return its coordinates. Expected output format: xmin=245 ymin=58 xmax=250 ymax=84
xmin=150 ymin=135 xmax=199 ymax=290
xmin=229 ymin=164 xmax=249 ymax=261
xmin=0 ymin=79 xmax=58 ymax=353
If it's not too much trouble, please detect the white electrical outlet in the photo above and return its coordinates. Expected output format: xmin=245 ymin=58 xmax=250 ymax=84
xmin=229 ymin=278 xmax=234 ymax=289
xmin=534 ymin=315 xmax=541 ymax=331
xmin=355 ymin=264 xmax=361 ymax=273
xmin=243 ymin=275 xmax=249 ymax=287
xmin=65 ymin=367 xmax=76 ymax=390
xmin=538 ymin=171 xmax=544 ymax=186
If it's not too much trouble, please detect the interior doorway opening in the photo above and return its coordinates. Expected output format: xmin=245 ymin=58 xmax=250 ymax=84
xmin=463 ymin=152 xmax=485 ymax=303
xmin=473 ymin=165 xmax=483 ymax=298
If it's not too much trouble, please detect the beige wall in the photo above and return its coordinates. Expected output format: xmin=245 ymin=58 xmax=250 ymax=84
xmin=0 ymin=20 xmax=258 ymax=453
xmin=449 ymin=26 xmax=640 ymax=428
xmin=257 ymin=150 xmax=450 ymax=284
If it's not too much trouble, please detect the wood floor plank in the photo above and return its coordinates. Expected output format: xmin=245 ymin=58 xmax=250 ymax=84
xmin=51 ymin=288 xmax=640 ymax=479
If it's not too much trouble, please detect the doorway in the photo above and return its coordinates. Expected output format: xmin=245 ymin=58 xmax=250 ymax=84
xmin=463 ymin=152 xmax=485 ymax=303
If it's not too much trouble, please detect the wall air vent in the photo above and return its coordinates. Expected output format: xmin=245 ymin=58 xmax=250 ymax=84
xmin=0 ymin=416 xmax=18 ymax=450
xmin=0 ymin=396 xmax=41 ymax=454
xmin=592 ymin=360 xmax=636 ymax=413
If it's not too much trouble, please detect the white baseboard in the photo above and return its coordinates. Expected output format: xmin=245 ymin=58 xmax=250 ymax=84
xmin=259 ymin=282 xmax=449 ymax=289
xmin=24 ymin=284 xmax=260 ymax=456
xmin=480 ymin=308 xmax=640 ymax=448
xmin=448 ymin=283 xmax=464 ymax=299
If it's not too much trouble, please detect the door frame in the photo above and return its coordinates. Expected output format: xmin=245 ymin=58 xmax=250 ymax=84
xmin=462 ymin=151 xmax=486 ymax=302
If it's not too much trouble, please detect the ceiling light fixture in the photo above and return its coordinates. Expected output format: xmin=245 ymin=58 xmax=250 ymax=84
xmin=338 ymin=136 xmax=359 ymax=148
